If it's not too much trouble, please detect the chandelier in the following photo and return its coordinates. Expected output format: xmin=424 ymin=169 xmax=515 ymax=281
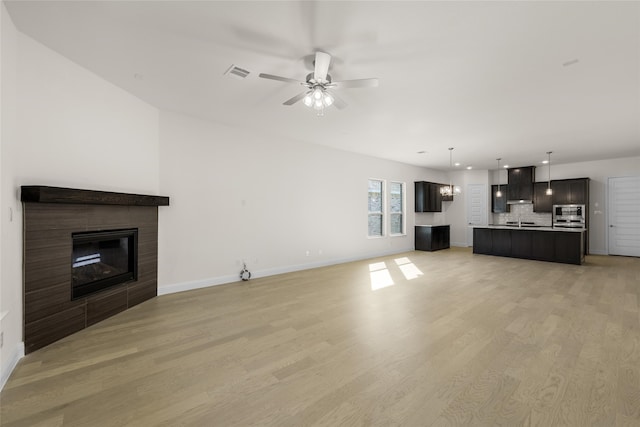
xmin=440 ymin=147 xmax=462 ymax=197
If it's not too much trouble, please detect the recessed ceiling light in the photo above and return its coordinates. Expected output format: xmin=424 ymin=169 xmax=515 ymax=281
xmin=454 ymin=162 xmax=461 ymax=166
xmin=503 ymin=165 xmax=509 ymax=168
xmin=466 ymin=166 xmax=472 ymax=170
xmin=542 ymin=160 xmax=549 ymax=164
xmin=417 ymin=150 xmax=426 ymax=154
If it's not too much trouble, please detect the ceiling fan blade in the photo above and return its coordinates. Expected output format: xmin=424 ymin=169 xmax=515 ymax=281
xmin=314 ymin=51 xmax=331 ymax=82
xmin=283 ymin=91 xmax=309 ymax=106
xmin=258 ymin=73 xmax=301 ymax=84
xmin=331 ymin=78 xmax=379 ymax=89
xmin=329 ymin=91 xmax=348 ymax=110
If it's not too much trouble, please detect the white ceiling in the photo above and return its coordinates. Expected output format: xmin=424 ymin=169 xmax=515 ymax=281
xmin=5 ymin=1 xmax=640 ymax=171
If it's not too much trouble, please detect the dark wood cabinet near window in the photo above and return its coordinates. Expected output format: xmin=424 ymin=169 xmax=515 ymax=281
xmin=533 ymin=182 xmax=553 ymax=212
xmin=507 ymin=166 xmax=535 ymax=202
xmin=415 ymin=225 xmax=450 ymax=251
xmin=552 ymin=178 xmax=589 ymax=205
xmin=491 ymin=185 xmax=510 ymax=213
xmin=415 ymin=181 xmax=442 ymax=212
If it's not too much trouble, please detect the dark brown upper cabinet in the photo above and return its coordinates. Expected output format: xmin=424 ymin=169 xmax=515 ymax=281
xmin=507 ymin=166 xmax=535 ymax=202
xmin=533 ymin=182 xmax=553 ymax=212
xmin=551 ymin=178 xmax=589 ymax=205
xmin=491 ymin=185 xmax=510 ymax=213
xmin=415 ymin=181 xmax=442 ymax=212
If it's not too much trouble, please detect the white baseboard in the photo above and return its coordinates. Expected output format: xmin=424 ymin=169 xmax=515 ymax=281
xmin=1 ymin=342 xmax=24 ymax=392
xmin=450 ymin=242 xmax=469 ymax=248
xmin=588 ymin=249 xmax=607 ymax=255
xmin=158 ymin=248 xmax=411 ymax=296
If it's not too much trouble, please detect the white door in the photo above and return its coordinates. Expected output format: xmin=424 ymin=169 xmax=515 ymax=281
xmin=466 ymin=184 xmax=488 ymax=246
xmin=608 ymin=176 xmax=640 ymax=257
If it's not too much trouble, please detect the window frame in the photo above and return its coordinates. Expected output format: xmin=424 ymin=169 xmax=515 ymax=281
xmin=389 ymin=181 xmax=406 ymax=236
xmin=367 ymin=178 xmax=385 ymax=238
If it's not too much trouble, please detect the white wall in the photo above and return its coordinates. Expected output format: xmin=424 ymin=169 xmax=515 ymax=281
xmin=1 ymin=1 xmax=20 ymax=390
xmin=489 ymin=157 xmax=640 ymax=254
xmin=1 ymin=22 xmax=160 ymax=387
xmin=157 ymin=111 xmax=447 ymax=293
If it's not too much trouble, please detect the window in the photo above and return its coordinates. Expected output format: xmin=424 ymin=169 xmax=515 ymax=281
xmin=368 ymin=179 xmax=384 ymax=237
xmin=390 ymin=182 xmax=405 ymax=235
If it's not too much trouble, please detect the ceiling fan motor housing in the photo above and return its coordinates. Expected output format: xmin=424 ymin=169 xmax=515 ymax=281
xmin=306 ymin=72 xmax=331 ymax=85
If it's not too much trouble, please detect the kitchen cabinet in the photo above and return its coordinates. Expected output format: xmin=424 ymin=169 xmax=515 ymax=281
xmin=507 ymin=166 xmax=535 ymax=202
xmin=532 ymin=232 xmax=555 ymax=262
xmin=473 ymin=228 xmax=493 ymax=254
xmin=415 ymin=225 xmax=450 ymax=251
xmin=491 ymin=185 xmax=510 ymax=213
xmin=473 ymin=227 xmax=585 ymax=265
xmin=554 ymin=232 xmax=583 ymax=264
xmin=511 ymin=230 xmax=533 ymax=258
xmin=533 ymin=182 xmax=553 ymax=212
xmin=492 ymin=229 xmax=512 ymax=256
xmin=415 ymin=181 xmax=442 ymax=212
xmin=551 ymin=178 xmax=589 ymax=205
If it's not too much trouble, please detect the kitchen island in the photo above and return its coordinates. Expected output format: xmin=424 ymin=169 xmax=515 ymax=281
xmin=473 ymin=225 xmax=585 ymax=265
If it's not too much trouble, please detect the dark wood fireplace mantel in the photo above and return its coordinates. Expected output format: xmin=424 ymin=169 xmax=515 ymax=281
xmin=21 ymin=186 xmax=169 ymax=353
xmin=21 ymin=185 xmax=169 ymax=206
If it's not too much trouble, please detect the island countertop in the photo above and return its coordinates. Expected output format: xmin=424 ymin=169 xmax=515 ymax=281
xmin=473 ymin=225 xmax=586 ymax=233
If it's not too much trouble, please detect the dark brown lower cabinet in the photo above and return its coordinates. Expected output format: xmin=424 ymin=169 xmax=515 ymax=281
xmin=532 ymin=232 xmax=555 ymax=262
xmin=492 ymin=229 xmax=512 ymax=256
xmin=473 ymin=228 xmax=492 ymax=254
xmin=415 ymin=225 xmax=450 ymax=251
xmin=473 ymin=227 xmax=584 ymax=265
xmin=511 ymin=230 xmax=533 ymax=258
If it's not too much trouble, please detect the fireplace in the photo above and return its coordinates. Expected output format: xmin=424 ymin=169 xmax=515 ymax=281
xmin=21 ymin=185 xmax=169 ymax=353
xmin=72 ymin=229 xmax=138 ymax=299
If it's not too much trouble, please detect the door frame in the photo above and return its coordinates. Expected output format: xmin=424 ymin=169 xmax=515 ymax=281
xmin=466 ymin=183 xmax=488 ymax=247
xmin=607 ymin=175 xmax=640 ymax=256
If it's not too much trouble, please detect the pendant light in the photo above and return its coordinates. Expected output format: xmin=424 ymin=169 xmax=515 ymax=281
xmin=495 ymin=158 xmax=503 ymax=197
xmin=440 ymin=147 xmax=461 ymax=197
xmin=546 ymin=151 xmax=553 ymax=195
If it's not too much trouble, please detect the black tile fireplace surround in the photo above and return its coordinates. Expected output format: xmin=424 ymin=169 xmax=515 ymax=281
xmin=21 ymin=186 xmax=169 ymax=354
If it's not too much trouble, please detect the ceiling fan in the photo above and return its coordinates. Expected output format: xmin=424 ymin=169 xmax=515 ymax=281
xmin=258 ymin=51 xmax=379 ymax=116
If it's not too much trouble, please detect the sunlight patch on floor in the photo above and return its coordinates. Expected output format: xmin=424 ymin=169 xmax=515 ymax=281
xmin=395 ymin=257 xmax=424 ymax=280
xmin=369 ymin=261 xmax=394 ymax=290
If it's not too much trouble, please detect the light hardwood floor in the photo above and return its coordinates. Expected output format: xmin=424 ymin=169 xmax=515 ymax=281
xmin=1 ymin=248 xmax=639 ymax=426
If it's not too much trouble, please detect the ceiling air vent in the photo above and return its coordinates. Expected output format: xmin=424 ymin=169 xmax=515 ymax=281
xmin=224 ymin=65 xmax=250 ymax=79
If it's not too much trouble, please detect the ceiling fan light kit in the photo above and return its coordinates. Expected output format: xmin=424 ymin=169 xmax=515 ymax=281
xmin=258 ymin=51 xmax=378 ymax=116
